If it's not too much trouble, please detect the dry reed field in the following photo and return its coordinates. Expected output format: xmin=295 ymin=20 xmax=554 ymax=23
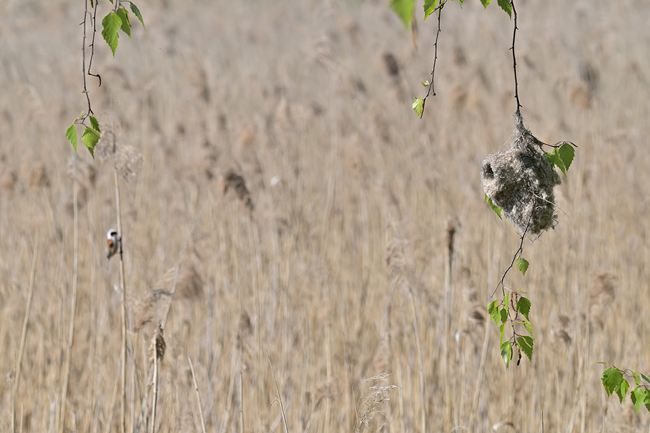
xmin=2 ymin=0 xmax=650 ymax=431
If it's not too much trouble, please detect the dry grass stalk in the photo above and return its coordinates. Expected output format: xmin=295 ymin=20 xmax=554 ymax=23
xmin=11 ymin=235 xmax=38 ymax=433
xmin=58 ymin=180 xmax=80 ymax=433
xmin=149 ymin=322 xmax=165 ymax=433
xmin=188 ymin=356 xmax=207 ymax=433
xmin=372 ymin=332 xmax=391 ymax=375
xmin=268 ymin=356 xmax=289 ymax=433
xmin=113 ymin=167 xmax=129 ymax=433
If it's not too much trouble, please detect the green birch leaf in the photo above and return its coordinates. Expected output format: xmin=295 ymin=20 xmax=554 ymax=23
xmin=501 ymin=342 xmax=512 ymax=368
xmin=81 ymin=127 xmax=100 ymax=158
xmin=116 ymin=8 xmax=131 ymax=39
xmin=521 ymin=320 xmax=534 ymax=338
xmin=516 ymin=257 xmax=529 ymax=276
xmin=545 ymin=149 xmax=567 ymax=176
xmin=642 ymin=374 xmax=650 ymax=384
xmin=516 ymin=296 xmax=531 ymax=321
xmin=499 ymin=308 xmax=507 ymax=324
xmin=412 ymin=98 xmax=424 ymax=118
xmin=423 ymin=0 xmax=437 ymax=20
xmin=66 ymin=124 xmax=78 ymax=152
xmin=499 ymin=322 xmax=505 ymax=345
xmin=485 ymin=194 xmax=503 ymax=219
xmin=503 ymin=292 xmax=510 ymax=316
xmin=488 ymin=301 xmax=500 ymax=325
xmin=516 ymin=336 xmax=533 ymax=362
xmin=102 ymin=12 xmax=122 ymax=56
xmin=632 ymin=372 xmax=641 ymax=386
xmin=497 ymin=0 xmax=512 ymax=17
xmin=644 ymin=389 xmax=650 ymax=412
xmin=390 ymin=0 xmax=415 ymax=31
xmin=559 ymin=142 xmax=575 ymax=171
xmin=480 ymin=0 xmax=491 ymax=8
xmin=615 ymin=379 xmax=629 ymax=403
xmin=602 ymin=367 xmax=623 ymax=397
xmin=89 ymin=115 xmax=100 ymax=133
xmin=130 ymin=2 xmax=146 ymax=29
xmin=631 ymin=386 xmax=645 ymax=414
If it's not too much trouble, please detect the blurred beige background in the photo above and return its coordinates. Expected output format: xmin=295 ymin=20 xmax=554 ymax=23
xmin=1 ymin=0 xmax=649 ymax=431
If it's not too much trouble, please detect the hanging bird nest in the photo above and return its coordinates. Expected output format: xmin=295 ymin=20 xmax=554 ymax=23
xmin=481 ymin=112 xmax=561 ymax=236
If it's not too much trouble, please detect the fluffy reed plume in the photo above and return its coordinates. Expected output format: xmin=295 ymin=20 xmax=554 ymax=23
xmin=157 ymin=259 xmax=204 ymax=301
xmin=588 ymin=271 xmax=617 ymax=330
xmin=66 ymin=155 xmax=97 ymax=187
xmin=551 ymin=314 xmax=572 ymax=348
xmin=314 ymin=377 xmax=339 ymax=405
xmin=382 ymin=52 xmax=400 ymax=79
xmin=196 ymin=140 xmax=219 ymax=180
xmin=221 ymin=170 xmax=254 ymax=212
xmin=0 ymin=170 xmax=17 ymax=192
xmin=569 ymin=81 xmax=592 ymax=110
xmin=445 ymin=217 xmax=460 ymax=257
xmin=113 ymin=145 xmax=143 ymax=181
xmin=21 ymin=160 xmax=49 ymax=189
xmin=354 ymin=374 xmax=398 ymax=433
xmin=133 ymin=290 xmax=170 ymax=332
xmin=133 ymin=259 xmax=203 ymax=331
xmin=384 ymin=239 xmax=406 ymax=273
xmin=148 ymin=322 xmax=166 ymax=364
xmin=95 ymin=130 xmax=143 ymax=181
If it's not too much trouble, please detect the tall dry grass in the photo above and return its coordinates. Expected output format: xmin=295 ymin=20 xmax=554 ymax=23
xmin=2 ymin=0 xmax=650 ymax=431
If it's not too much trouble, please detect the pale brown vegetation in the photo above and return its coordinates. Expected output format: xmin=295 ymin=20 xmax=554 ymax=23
xmin=2 ymin=0 xmax=650 ymax=432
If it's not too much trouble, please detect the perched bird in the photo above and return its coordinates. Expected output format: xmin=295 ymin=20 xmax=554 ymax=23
xmin=106 ymin=229 xmax=119 ymax=260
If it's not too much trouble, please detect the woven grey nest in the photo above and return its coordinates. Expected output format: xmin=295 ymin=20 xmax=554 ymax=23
xmin=481 ymin=113 xmax=561 ymax=236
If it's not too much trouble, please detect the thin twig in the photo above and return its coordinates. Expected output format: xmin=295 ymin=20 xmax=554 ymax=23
xmin=268 ymin=356 xmax=289 ymax=433
xmin=491 ymin=212 xmax=532 ymax=299
xmin=12 ymin=234 xmax=39 ymax=433
xmin=188 ymin=357 xmax=207 ymax=433
xmin=419 ymin=0 xmax=446 ymax=119
xmin=87 ymin=0 xmax=101 ymax=87
xmin=510 ymin=0 xmax=521 ymax=114
xmin=59 ymin=180 xmax=80 ymax=433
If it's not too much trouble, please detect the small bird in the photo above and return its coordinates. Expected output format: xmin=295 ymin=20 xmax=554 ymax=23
xmin=106 ymin=229 xmax=119 ymax=260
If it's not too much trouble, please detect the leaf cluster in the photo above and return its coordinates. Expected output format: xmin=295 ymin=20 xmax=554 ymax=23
xmin=102 ymin=3 xmax=145 ymax=57
xmin=393 ymin=0 xmax=512 ymax=32
xmin=67 ymin=114 xmax=101 ymax=158
xmin=487 ymin=293 xmax=533 ymax=368
xmin=66 ymin=1 xmax=145 ymax=158
xmin=543 ymin=142 xmax=576 ymax=177
xmin=601 ymin=366 xmax=650 ymax=414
